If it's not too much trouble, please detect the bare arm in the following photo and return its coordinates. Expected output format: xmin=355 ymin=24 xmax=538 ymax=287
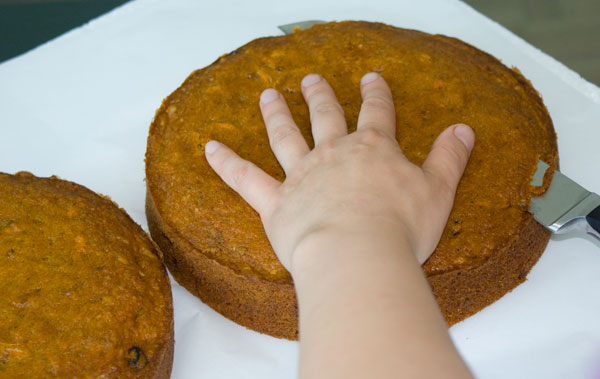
xmin=205 ymin=72 xmax=475 ymax=379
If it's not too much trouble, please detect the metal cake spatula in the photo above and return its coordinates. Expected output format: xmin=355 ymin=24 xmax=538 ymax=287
xmin=278 ymin=20 xmax=326 ymax=35
xmin=529 ymin=160 xmax=600 ymax=240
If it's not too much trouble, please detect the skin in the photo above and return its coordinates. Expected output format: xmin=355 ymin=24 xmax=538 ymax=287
xmin=205 ymin=72 xmax=475 ymax=379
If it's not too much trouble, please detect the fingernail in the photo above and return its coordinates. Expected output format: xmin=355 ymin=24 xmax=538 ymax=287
xmin=204 ymin=140 xmax=220 ymax=154
xmin=260 ymin=88 xmax=279 ymax=104
xmin=301 ymin=74 xmax=321 ymax=88
xmin=360 ymin=72 xmax=380 ymax=85
xmin=453 ymin=124 xmax=475 ymax=150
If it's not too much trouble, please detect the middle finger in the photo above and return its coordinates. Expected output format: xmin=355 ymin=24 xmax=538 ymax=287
xmin=356 ymin=72 xmax=396 ymax=139
xmin=301 ymin=74 xmax=348 ymax=145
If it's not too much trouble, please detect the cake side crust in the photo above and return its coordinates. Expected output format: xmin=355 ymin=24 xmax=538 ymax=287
xmin=146 ymin=189 xmax=298 ymax=340
xmin=429 ymin=214 xmax=551 ymax=325
xmin=146 ymin=184 xmax=550 ymax=340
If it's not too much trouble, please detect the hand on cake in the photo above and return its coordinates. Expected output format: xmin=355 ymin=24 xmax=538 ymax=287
xmin=204 ymin=72 xmax=474 ymax=270
xmin=205 ymin=73 xmax=475 ymax=379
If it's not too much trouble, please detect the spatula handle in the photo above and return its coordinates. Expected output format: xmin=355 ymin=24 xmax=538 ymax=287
xmin=586 ymin=205 xmax=600 ymax=240
xmin=550 ymin=193 xmax=600 ymax=241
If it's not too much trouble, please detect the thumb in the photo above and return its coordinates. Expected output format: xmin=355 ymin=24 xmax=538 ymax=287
xmin=422 ymin=124 xmax=475 ymax=197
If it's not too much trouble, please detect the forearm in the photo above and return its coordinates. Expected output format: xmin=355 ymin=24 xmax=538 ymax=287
xmin=291 ymin=229 xmax=473 ymax=379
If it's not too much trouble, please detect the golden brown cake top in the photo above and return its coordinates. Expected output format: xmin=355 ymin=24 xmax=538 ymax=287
xmin=146 ymin=21 xmax=558 ymax=284
xmin=0 ymin=172 xmax=173 ymax=377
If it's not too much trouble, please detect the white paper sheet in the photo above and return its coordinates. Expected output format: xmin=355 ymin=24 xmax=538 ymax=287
xmin=1 ymin=0 xmax=600 ymax=378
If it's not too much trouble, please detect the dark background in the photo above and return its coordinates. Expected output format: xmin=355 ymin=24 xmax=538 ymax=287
xmin=1 ymin=0 xmax=598 ymax=85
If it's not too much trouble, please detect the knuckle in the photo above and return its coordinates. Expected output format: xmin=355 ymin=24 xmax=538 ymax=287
xmin=269 ymin=124 xmax=297 ymax=148
xmin=358 ymin=127 xmax=387 ymax=144
xmin=313 ymin=101 xmax=344 ymax=117
xmin=438 ymin=142 xmax=468 ymax=169
xmin=321 ymin=138 xmax=337 ymax=151
xmin=230 ymin=161 xmax=252 ymax=187
xmin=315 ymin=139 xmax=338 ymax=160
xmin=266 ymin=110 xmax=291 ymax=129
xmin=363 ymin=94 xmax=394 ymax=111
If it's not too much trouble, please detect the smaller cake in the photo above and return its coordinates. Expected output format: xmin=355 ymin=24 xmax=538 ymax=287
xmin=0 ymin=172 xmax=174 ymax=378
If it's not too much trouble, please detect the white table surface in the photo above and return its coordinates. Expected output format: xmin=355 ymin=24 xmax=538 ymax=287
xmin=1 ymin=0 xmax=600 ymax=378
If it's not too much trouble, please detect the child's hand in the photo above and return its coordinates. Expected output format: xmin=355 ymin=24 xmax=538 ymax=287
xmin=205 ymin=72 xmax=474 ymax=273
xmin=206 ymin=72 xmax=475 ymax=379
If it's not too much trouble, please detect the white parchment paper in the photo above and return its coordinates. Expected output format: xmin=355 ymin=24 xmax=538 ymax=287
xmin=1 ymin=0 xmax=600 ymax=378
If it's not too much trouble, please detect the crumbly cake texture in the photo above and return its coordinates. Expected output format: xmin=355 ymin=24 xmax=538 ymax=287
xmin=0 ymin=172 xmax=174 ymax=377
xmin=145 ymin=21 xmax=558 ymax=339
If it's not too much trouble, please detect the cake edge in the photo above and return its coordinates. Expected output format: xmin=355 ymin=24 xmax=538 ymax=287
xmin=146 ymin=185 xmax=550 ymax=339
xmin=146 ymin=188 xmax=298 ymax=340
xmin=429 ymin=214 xmax=551 ymax=326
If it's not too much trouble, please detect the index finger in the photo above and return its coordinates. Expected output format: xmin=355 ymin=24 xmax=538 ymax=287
xmin=204 ymin=140 xmax=280 ymax=216
xmin=356 ymin=72 xmax=396 ymax=139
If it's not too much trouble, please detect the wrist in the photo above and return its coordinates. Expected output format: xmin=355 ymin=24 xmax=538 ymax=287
xmin=288 ymin=225 xmax=417 ymax=281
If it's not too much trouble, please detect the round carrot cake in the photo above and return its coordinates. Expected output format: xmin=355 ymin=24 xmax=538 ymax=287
xmin=0 ymin=172 xmax=174 ymax=377
xmin=145 ymin=21 xmax=558 ymax=339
